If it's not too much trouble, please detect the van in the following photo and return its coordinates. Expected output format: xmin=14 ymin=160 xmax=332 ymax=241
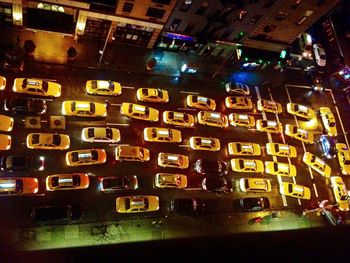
xmin=299 ymin=33 xmax=313 ymax=59
xmin=115 ymin=145 xmax=150 ymax=162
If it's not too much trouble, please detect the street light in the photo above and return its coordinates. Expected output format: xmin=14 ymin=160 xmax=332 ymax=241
xmin=98 ymin=25 xmax=113 ymax=66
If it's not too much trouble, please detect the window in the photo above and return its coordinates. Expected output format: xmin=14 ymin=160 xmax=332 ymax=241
xmin=179 ymin=0 xmax=192 ymax=12
xmin=195 ymin=2 xmax=208 ymax=16
xmin=152 ymin=0 xmax=171 ymax=4
xmin=170 ymin=18 xmax=181 ymax=31
xmin=184 ymin=22 xmax=195 ymax=34
xmin=122 ymin=2 xmax=134 ymax=13
xmin=146 ymin=7 xmax=166 ymax=18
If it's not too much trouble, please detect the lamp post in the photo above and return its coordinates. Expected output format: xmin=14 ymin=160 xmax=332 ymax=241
xmin=98 ymin=25 xmax=113 ymax=66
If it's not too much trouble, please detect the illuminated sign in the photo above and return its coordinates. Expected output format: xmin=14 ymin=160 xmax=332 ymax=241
xmin=135 ymin=105 xmax=145 ymax=112
xmin=165 ymin=32 xmax=195 ymax=42
xmin=202 ymin=139 xmax=212 ymax=144
xmin=98 ymin=81 xmax=110 ymax=88
xmin=59 ymin=178 xmax=73 ymax=184
xmin=79 ymin=153 xmax=92 ymax=159
xmin=27 ymin=80 xmax=40 ymax=86
xmin=0 ymin=182 xmax=15 ymax=188
xmin=77 ymin=103 xmax=90 ymax=109
xmin=245 ymin=161 xmax=257 ymax=167
xmin=174 ymin=112 xmax=184 ymax=118
xmin=198 ymin=97 xmax=208 ymax=103
xmin=158 ymin=130 xmax=169 ymax=135
xmin=267 ymin=121 xmax=277 ymax=126
xmin=167 ymin=155 xmax=178 ymax=161
xmin=210 ymin=113 xmax=220 ymax=119
xmin=238 ymin=114 xmax=249 ymax=120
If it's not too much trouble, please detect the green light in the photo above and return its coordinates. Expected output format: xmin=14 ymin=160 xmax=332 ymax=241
xmin=244 ymin=57 xmax=248 ymax=61
xmin=280 ymin=50 xmax=287 ymax=59
xmin=278 ymin=61 xmax=281 ymax=64
xmin=267 ymin=61 xmax=271 ymax=64
xmin=258 ymin=60 xmax=263 ymax=64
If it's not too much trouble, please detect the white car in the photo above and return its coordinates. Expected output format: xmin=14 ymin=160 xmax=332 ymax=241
xmin=225 ymin=82 xmax=250 ymax=96
xmin=313 ymin=44 xmax=326 ymax=67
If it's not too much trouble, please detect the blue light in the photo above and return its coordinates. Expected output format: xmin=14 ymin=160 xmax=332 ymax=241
xmin=165 ymin=33 xmax=195 ymax=42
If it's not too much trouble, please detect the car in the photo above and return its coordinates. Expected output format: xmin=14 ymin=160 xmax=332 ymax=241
xmin=13 ymin=78 xmax=61 ymax=97
xmin=228 ymin=113 xmax=255 ymax=127
xmin=81 ymin=127 xmax=120 ymax=143
xmin=163 ymin=111 xmax=194 ymax=128
xmin=154 ymin=173 xmax=187 ymax=189
xmin=231 ymin=158 xmax=264 ymax=173
xmin=319 ymin=107 xmax=337 ymax=137
xmin=265 ymin=161 xmax=297 ymax=177
xmin=31 ymin=204 xmax=83 ymax=224
xmin=309 ymin=69 xmax=324 ymax=91
xmin=239 ymin=197 xmax=270 ymax=212
xmin=4 ymin=98 xmax=47 ymax=115
xmin=45 ymin=173 xmax=90 ymax=191
xmin=120 ymin=102 xmax=159 ymax=122
xmin=189 ymin=136 xmax=220 ymax=151
xmin=62 ymin=100 xmax=107 ymax=118
xmin=299 ymin=33 xmax=312 ymax=59
xmin=285 ymin=124 xmax=314 ymax=144
xmin=319 ymin=135 xmax=337 ymax=159
xmin=0 ymin=177 xmax=38 ymax=195
xmin=193 ymin=159 xmax=228 ymax=175
xmin=86 ymin=80 xmax=122 ymax=96
xmin=143 ymin=127 xmax=182 ymax=143
xmin=266 ymin=143 xmax=297 ymax=158
xmin=0 ymin=50 xmax=24 ymax=73
xmin=239 ymin=178 xmax=271 ymax=192
xmin=279 ymin=182 xmax=311 ymax=200
xmin=225 ymin=96 xmax=253 ymax=110
xmin=201 ymin=176 xmax=232 ymax=193
xmin=26 ymin=133 xmax=70 ymax=150
xmin=336 ymin=143 xmax=350 ymax=175
xmin=0 ymin=114 xmax=14 ymax=132
xmin=257 ymin=99 xmax=282 ymax=114
xmin=116 ymin=195 xmax=159 ymax=213
xmin=186 ymin=95 xmax=216 ymax=111
xmin=225 ymin=82 xmax=250 ymax=95
xmin=0 ymin=75 xmax=5 ymax=90
xmin=227 ymin=142 xmax=261 ymax=156
xmin=313 ymin=43 xmax=326 ymax=67
xmin=330 ymin=176 xmax=349 ymax=211
xmin=65 ymin=149 xmax=107 ymax=166
xmin=170 ymin=198 xmax=206 ymax=214
xmin=136 ymin=88 xmax=169 ymax=103
xmin=303 ymin=152 xmax=331 ymax=177
xmin=157 ymin=152 xmax=189 ymax=169
xmin=256 ymin=119 xmax=282 ymax=133
xmin=115 ymin=145 xmax=150 ymax=162
xmin=286 ymin=103 xmax=316 ymax=119
xmin=0 ymin=155 xmax=45 ymax=171
xmin=98 ymin=175 xmax=138 ymax=192
xmin=197 ymin=111 xmax=229 ymax=128
xmin=0 ymin=134 xmax=11 ymax=150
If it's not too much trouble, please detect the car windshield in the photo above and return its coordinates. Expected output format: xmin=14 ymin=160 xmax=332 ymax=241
xmin=52 ymin=135 xmax=61 ymax=146
xmin=87 ymin=128 xmax=95 ymax=138
xmin=31 ymin=134 xmax=40 ymax=144
xmin=103 ymin=177 xmax=122 ymax=189
xmin=72 ymin=174 xmax=81 ymax=186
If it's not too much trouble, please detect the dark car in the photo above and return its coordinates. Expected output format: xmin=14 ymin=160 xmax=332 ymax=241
xmin=202 ymin=176 xmax=233 ymax=193
xmin=4 ymin=98 xmax=47 ymax=115
xmin=319 ymin=135 xmax=337 ymax=159
xmin=0 ymin=49 xmax=24 ymax=73
xmin=31 ymin=204 xmax=83 ymax=225
xmin=308 ymin=69 xmax=324 ymax=91
xmin=170 ymin=198 xmax=206 ymax=214
xmin=0 ymin=155 xmax=45 ymax=171
xmin=193 ymin=159 xmax=228 ymax=175
xmin=98 ymin=175 xmax=138 ymax=192
xmin=239 ymin=197 xmax=270 ymax=212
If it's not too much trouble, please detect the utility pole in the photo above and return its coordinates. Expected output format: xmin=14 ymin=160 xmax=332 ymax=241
xmin=98 ymin=25 xmax=113 ymax=66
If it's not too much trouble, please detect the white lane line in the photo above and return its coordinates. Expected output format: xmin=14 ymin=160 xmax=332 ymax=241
xmin=346 ymin=94 xmax=350 ymax=105
xmin=286 ymin=66 xmax=303 ymax=71
xmin=110 ymin=103 xmax=121 ymax=106
xmin=178 ymin=145 xmax=190 ymax=147
xmin=121 ymin=86 xmax=135 ymax=89
xmin=177 ymin=108 xmax=197 ymax=111
xmin=258 ymin=85 xmax=287 ymax=207
xmin=180 ymin=91 xmax=200 ymax=95
xmin=185 ymin=188 xmax=202 ymax=191
xmin=35 ymin=98 xmax=54 ymax=101
xmin=40 ymin=120 xmax=48 ymax=123
xmin=329 ymin=90 xmax=350 ymax=148
xmin=109 ymin=143 xmax=129 ymax=147
xmin=106 ymin=123 xmax=130 ymax=126
xmin=285 ymin=84 xmax=312 ymax=90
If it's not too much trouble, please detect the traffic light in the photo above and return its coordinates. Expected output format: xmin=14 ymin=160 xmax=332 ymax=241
xmin=280 ymin=49 xmax=287 ymax=59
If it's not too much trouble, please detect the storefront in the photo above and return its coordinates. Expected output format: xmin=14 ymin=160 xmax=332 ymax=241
xmin=156 ymin=32 xmax=197 ymax=52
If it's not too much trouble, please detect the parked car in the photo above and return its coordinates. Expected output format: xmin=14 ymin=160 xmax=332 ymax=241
xmin=313 ymin=43 xmax=326 ymax=67
xmin=319 ymin=135 xmax=337 ymax=159
xmin=308 ymin=70 xmax=324 ymax=91
xmin=4 ymin=98 xmax=47 ymax=115
xmin=98 ymin=175 xmax=138 ymax=192
xmin=116 ymin=195 xmax=159 ymax=213
xmin=193 ymin=159 xmax=228 ymax=175
xmin=238 ymin=197 xmax=270 ymax=212
xmin=170 ymin=198 xmax=206 ymax=214
xmin=13 ymin=78 xmax=61 ymax=98
xmin=0 ymin=177 xmax=38 ymax=195
xmin=225 ymin=82 xmax=250 ymax=95
xmin=31 ymin=204 xmax=83 ymax=224
xmin=201 ymin=176 xmax=232 ymax=193
xmin=0 ymin=155 xmax=45 ymax=171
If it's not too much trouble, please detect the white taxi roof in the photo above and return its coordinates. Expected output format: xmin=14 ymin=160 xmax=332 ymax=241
xmin=158 ymin=130 xmax=169 ymax=135
xmin=134 ymin=105 xmax=145 ymax=112
xmin=238 ymin=114 xmax=248 ymax=120
xmin=210 ymin=112 xmax=221 ymax=119
xmin=167 ymin=155 xmax=179 ymax=161
xmin=198 ymin=97 xmax=208 ymax=102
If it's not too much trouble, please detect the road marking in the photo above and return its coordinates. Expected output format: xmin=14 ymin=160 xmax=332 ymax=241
xmin=178 ymin=144 xmax=190 ymax=147
xmin=185 ymin=188 xmax=202 ymax=191
xmin=312 ymin=183 xmax=319 ymax=198
xmin=40 ymin=120 xmax=48 ymax=123
xmin=286 ymin=66 xmax=303 ymax=71
xmin=110 ymin=103 xmax=121 ymax=106
xmin=109 ymin=143 xmax=129 ymax=147
xmin=180 ymin=91 xmax=199 ymax=95
xmin=346 ymin=94 xmax=350 ymax=105
xmin=121 ymin=86 xmax=135 ymax=89
xmin=285 ymin=84 xmax=312 ymax=90
xmin=106 ymin=123 xmax=129 ymax=126
xmin=35 ymin=98 xmax=54 ymax=101
xmin=177 ymin=108 xmax=197 ymax=111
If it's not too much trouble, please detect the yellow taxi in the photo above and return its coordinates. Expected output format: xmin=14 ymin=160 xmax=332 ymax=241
xmin=228 ymin=113 xmax=255 ymax=127
xmin=330 ymin=176 xmax=349 ymax=211
xmin=86 ymin=80 xmax=122 ymax=96
xmin=46 ymin=173 xmax=90 ymax=191
xmin=13 ymin=78 xmax=61 ymax=97
xmin=189 ymin=136 xmax=220 ymax=151
xmin=228 ymin=142 xmax=261 ymax=156
xmin=303 ymin=152 xmax=331 ymax=177
xmin=115 ymin=145 xmax=150 ymax=162
xmin=157 ymin=152 xmax=189 ymax=169
xmin=154 ymin=173 xmax=187 ymax=189
xmin=143 ymin=127 xmax=182 ymax=143
xmin=186 ymin=95 xmax=216 ymax=111
xmin=136 ymin=88 xmax=169 ymax=103
xmin=0 ymin=114 xmax=14 ymax=132
xmin=319 ymin=107 xmax=337 ymax=137
xmin=266 ymin=143 xmax=297 ymax=158
xmin=26 ymin=133 xmax=70 ymax=150
xmin=81 ymin=127 xmax=120 ymax=143
xmin=0 ymin=134 xmax=11 ymax=150
xmin=198 ymin=111 xmax=229 ymax=128
xmin=0 ymin=177 xmax=38 ymax=195
xmin=62 ymin=100 xmax=107 ymax=117
xmin=225 ymin=96 xmax=253 ymax=110
xmin=265 ymin=161 xmax=297 ymax=177
xmin=116 ymin=195 xmax=159 ymax=213
xmin=231 ymin=158 xmax=264 ymax=173
xmin=336 ymin=143 xmax=350 ymax=175
xmin=257 ymin=99 xmax=282 ymax=114
xmin=256 ymin=119 xmax=282 ymax=133
xmin=0 ymin=75 xmax=6 ymax=90
xmin=120 ymin=102 xmax=159 ymax=122
xmin=239 ymin=178 xmax=271 ymax=193
xmin=285 ymin=124 xmax=314 ymax=144
xmin=286 ymin=103 xmax=316 ymax=119
xmin=163 ymin=111 xmax=195 ymax=128
xmin=279 ymin=182 xmax=311 ymax=200
xmin=66 ymin=149 xmax=107 ymax=166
